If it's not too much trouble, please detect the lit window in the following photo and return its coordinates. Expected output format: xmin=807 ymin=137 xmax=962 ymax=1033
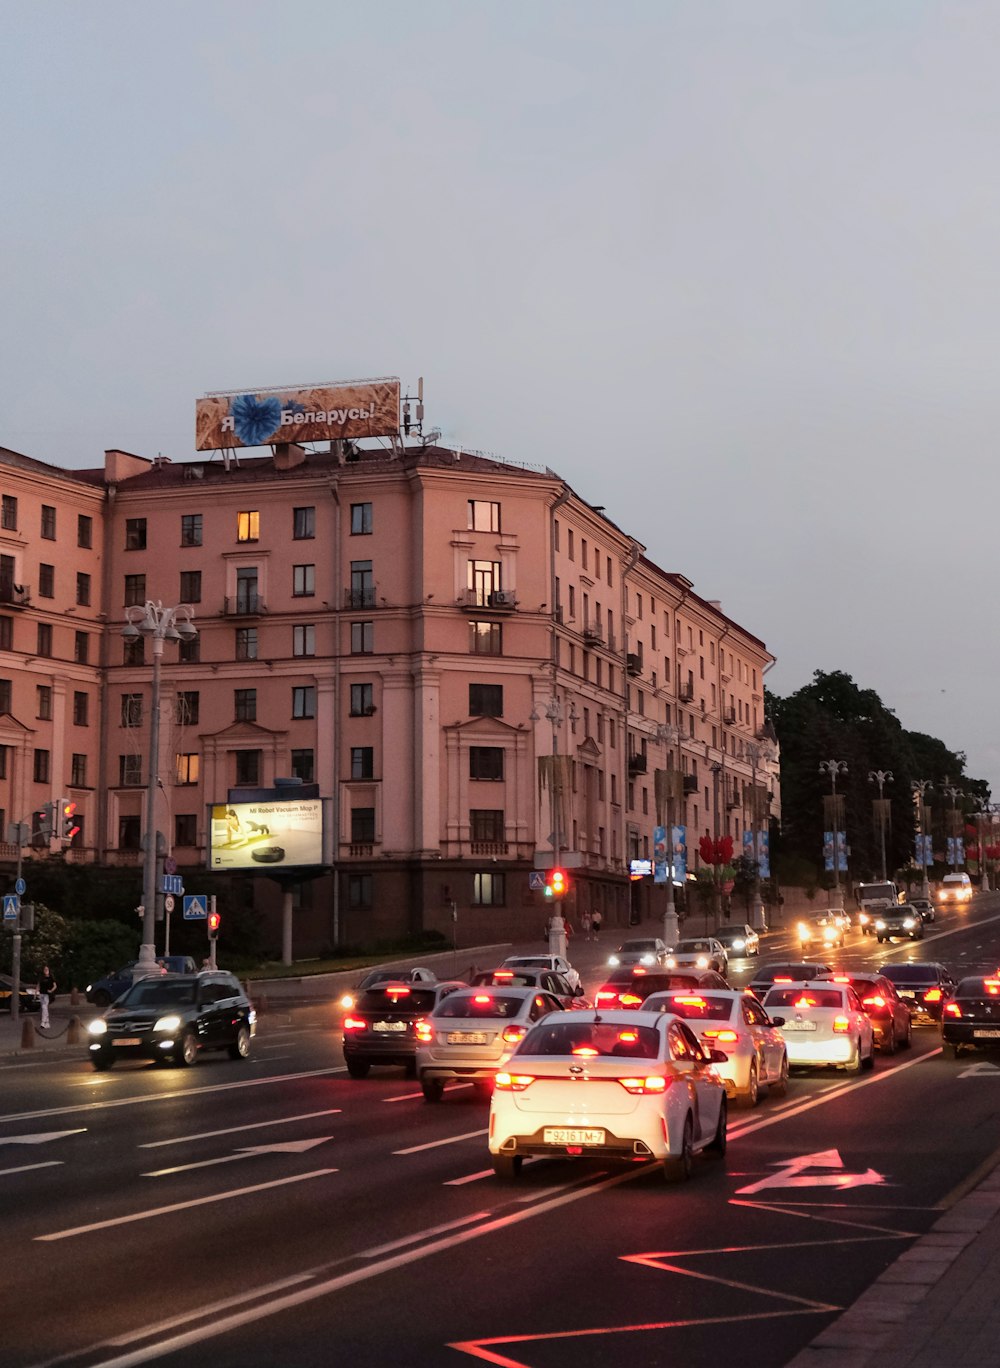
xmin=237 ymin=511 xmax=260 ymax=542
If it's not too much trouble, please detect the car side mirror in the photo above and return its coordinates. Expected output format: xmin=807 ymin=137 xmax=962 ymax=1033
xmin=770 ymin=1015 xmax=785 ymax=1027
xmin=575 ymin=984 xmax=585 ymax=997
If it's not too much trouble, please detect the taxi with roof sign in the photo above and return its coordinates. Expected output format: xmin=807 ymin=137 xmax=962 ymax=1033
xmin=759 ymin=980 xmax=875 ymax=1072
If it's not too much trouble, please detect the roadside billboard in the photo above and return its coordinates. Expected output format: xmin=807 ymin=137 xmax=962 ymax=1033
xmin=209 ymin=799 xmax=323 ymax=870
xmin=196 ymin=377 xmax=400 ymax=451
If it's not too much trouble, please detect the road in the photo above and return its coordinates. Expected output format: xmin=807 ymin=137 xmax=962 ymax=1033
xmin=5 ymin=896 xmax=1000 ymax=1368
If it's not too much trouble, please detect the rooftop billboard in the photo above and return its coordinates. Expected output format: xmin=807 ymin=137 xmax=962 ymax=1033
xmin=209 ymin=799 xmax=323 ymax=870
xmin=196 ymin=377 xmax=400 ymax=451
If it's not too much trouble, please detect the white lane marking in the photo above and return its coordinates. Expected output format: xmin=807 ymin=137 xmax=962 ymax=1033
xmin=0 ymin=1129 xmax=86 ymax=1145
xmin=359 ymin=1212 xmax=493 ymax=1258
xmin=0 ymin=1067 xmax=346 ymax=1126
xmin=958 ymin=1061 xmax=1000 ymax=1078
xmin=139 ymin=1109 xmax=341 ymax=1149
xmin=444 ymin=1168 xmax=494 ymax=1186
xmin=383 ymin=1082 xmax=472 ymax=1103
xmin=107 ymin=1275 xmax=318 ymax=1346
xmin=736 ymin=1149 xmax=885 ymax=1195
xmin=0 ymin=1161 xmax=62 ymax=1178
xmin=142 ymin=1137 xmax=333 ymax=1177
xmin=36 ymin=1171 xmax=339 ymax=1241
xmin=394 ymin=1129 xmax=486 ymax=1155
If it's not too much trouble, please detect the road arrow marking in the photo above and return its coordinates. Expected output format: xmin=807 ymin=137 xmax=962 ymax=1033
xmin=959 ymin=1061 xmax=1000 ymax=1078
xmin=736 ymin=1149 xmax=886 ymax=1195
xmin=0 ymin=1129 xmax=86 ymax=1145
xmin=142 ymin=1136 xmax=333 ymax=1178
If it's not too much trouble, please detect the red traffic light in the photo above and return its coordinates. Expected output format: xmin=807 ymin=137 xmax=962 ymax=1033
xmin=207 ymin=909 xmax=221 ymax=939
xmin=546 ymin=868 xmax=569 ymax=898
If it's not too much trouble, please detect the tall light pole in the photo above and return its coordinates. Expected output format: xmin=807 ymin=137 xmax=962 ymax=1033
xmin=531 ymin=694 xmax=577 ymax=958
xmin=122 ymin=601 xmax=198 ymax=975
xmin=942 ymin=785 xmax=964 ymax=873
xmin=819 ymin=759 xmax=848 ymax=911
xmin=911 ymin=779 xmax=933 ymax=900
xmin=655 ymin=722 xmax=681 ymax=948
xmin=973 ymin=797 xmax=995 ymax=893
xmin=747 ymin=739 xmax=774 ymax=932
xmin=868 ymin=770 xmax=893 ymax=882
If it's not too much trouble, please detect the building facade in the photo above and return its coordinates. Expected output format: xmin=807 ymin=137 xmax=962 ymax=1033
xmin=0 ymin=440 xmax=778 ymax=954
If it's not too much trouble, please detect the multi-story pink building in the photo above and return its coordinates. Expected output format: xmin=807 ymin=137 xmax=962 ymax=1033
xmin=0 ymin=439 xmax=777 ymax=955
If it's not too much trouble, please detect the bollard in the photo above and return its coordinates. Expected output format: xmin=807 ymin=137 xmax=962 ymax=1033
xmin=67 ymin=1016 xmax=85 ymax=1046
xmin=21 ymin=1017 xmax=36 ymax=1049
xmin=70 ymin=987 xmax=80 ymax=1007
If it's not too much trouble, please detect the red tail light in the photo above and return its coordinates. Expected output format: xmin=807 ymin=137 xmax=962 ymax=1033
xmin=474 ymin=994 xmax=492 ymax=1005
xmin=832 ymin=1015 xmax=851 ymax=1033
xmin=494 ymin=1072 xmax=534 ymax=1091
xmin=595 ymin=991 xmax=618 ymax=1005
xmin=703 ymin=1028 xmax=739 ymax=1043
xmin=923 ymin=988 xmax=943 ymax=1002
xmin=774 ymin=976 xmax=793 ymax=983
xmin=384 ymin=986 xmax=411 ymax=998
xmin=672 ymin=996 xmax=707 ymax=1009
xmin=862 ymin=995 xmax=888 ymax=1013
xmin=415 ymin=1019 xmax=433 ymax=1042
xmin=502 ymin=1025 xmax=527 ymax=1044
xmin=618 ymin=1074 xmax=669 ymax=1094
xmin=944 ymin=1002 xmax=962 ymax=1018
xmin=793 ymin=995 xmax=818 ymax=1008
xmin=619 ymin=993 xmax=644 ymax=1007
xmin=342 ymin=1016 xmax=367 ymax=1032
xmin=494 ymin=971 xmax=514 ymax=980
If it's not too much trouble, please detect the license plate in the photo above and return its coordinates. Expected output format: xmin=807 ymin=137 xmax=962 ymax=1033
xmin=373 ymin=1021 xmax=406 ymax=1033
xmin=898 ymin=990 xmax=916 ymax=999
xmin=782 ymin=1020 xmax=817 ymax=1031
xmin=544 ymin=1127 xmax=605 ymax=1146
xmin=974 ymin=1029 xmax=1000 ymax=1038
xmin=447 ymin=1031 xmax=488 ymax=1045
xmin=112 ymin=1037 xmax=142 ymax=1047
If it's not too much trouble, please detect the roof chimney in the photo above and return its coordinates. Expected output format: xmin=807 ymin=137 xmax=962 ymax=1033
xmin=273 ymin=442 xmax=306 ymax=471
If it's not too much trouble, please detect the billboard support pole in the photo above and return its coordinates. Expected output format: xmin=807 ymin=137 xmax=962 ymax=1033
xmin=281 ymin=886 xmax=294 ymax=967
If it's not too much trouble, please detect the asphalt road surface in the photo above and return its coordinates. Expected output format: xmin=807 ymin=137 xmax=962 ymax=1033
xmin=5 ymin=895 xmax=1000 ymax=1368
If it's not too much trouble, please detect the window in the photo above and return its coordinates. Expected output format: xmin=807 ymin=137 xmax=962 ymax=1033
xmin=350 ymin=683 xmax=374 ymax=716
xmin=74 ymin=631 xmax=89 ymax=664
xmin=568 ymin=585 xmax=575 ymax=618
xmin=470 ymin=809 xmax=504 ymax=841
xmin=36 ymin=685 xmax=52 ymax=720
xmin=77 ymin=513 xmax=92 ymax=548
xmin=235 ymin=567 xmax=259 ymax=613
xmin=291 ymin=748 xmax=314 ymax=782
xmin=237 ymin=511 xmax=260 ymax=542
xmin=118 ymin=815 xmax=141 ymax=850
xmin=293 ymin=564 xmax=315 ymax=597
xmin=349 ymin=561 xmax=374 ymax=608
xmin=121 ymin=693 xmax=143 ymax=727
xmin=469 ymin=621 xmax=502 ymax=655
xmin=567 ymin=529 xmax=574 ymax=561
xmin=175 ymin=814 xmax=198 ymax=846
xmin=292 ymin=686 xmax=316 ymax=719
xmin=124 ymin=574 xmax=146 ymax=607
xmin=125 ymin=517 xmax=146 ymax=550
xmin=469 ymin=683 xmax=503 ymax=717
xmin=37 ymin=623 xmax=52 ymax=657
xmin=234 ymin=689 xmax=257 ymax=722
xmin=0 ymin=616 xmax=11 ymax=651
xmin=76 ymin=571 xmax=91 ymax=606
xmin=33 ymin=749 xmax=51 ymax=784
xmin=348 ymin=873 xmax=373 ymax=909
xmin=1 ymin=495 xmax=16 ymax=530
xmin=181 ymin=514 xmax=202 ymax=547
xmin=0 ymin=678 xmax=10 ymax=713
xmin=351 ymin=807 xmax=376 ymax=842
xmin=293 ymin=624 xmax=315 ymax=657
xmin=179 ymin=571 xmax=201 ymax=603
xmin=123 ymin=636 xmax=144 ymax=666
xmin=0 ymin=747 xmax=7 ymax=780
xmin=468 ymin=500 xmax=500 ymax=532
xmin=119 ymin=754 xmax=141 ymax=785
xmin=351 ymin=621 xmax=373 ymax=654
xmin=40 ymin=505 xmax=56 ymax=540
xmin=235 ymin=627 xmax=258 ymax=661
xmin=468 ymin=559 xmax=501 ymax=606
xmin=179 ymin=635 xmax=199 ymax=663
xmin=234 ymin=750 xmax=260 ymax=785
xmin=73 ymin=691 xmax=88 ymax=725
xmin=473 ymin=872 xmax=505 ymax=906
xmin=351 ymin=746 xmax=374 ymax=779
xmin=176 ymin=753 xmax=200 ymax=785
xmin=350 ymin=502 xmax=372 ymax=535
xmin=71 ymin=753 xmax=87 ymax=787
xmin=470 ymin=746 xmax=504 ymax=780
xmin=581 ymin=538 xmax=587 ymax=570
xmin=293 ymin=506 xmax=316 ymax=539
xmin=38 ymin=564 xmax=54 ymax=598
xmin=176 ymin=691 xmax=199 ymax=725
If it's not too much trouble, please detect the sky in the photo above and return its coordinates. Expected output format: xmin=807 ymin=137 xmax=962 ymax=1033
xmin=3 ymin=1 xmax=999 ymax=790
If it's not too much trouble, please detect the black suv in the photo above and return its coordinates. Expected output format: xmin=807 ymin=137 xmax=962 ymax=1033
xmin=88 ymin=971 xmax=255 ymax=1070
xmin=342 ymin=980 xmax=466 ymax=1077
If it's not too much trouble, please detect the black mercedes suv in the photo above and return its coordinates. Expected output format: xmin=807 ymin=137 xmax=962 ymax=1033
xmin=87 ymin=971 xmax=255 ymax=1070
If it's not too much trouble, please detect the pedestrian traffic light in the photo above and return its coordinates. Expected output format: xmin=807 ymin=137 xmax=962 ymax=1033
xmin=37 ymin=803 xmax=54 ymax=841
xmin=207 ymin=909 xmax=221 ymax=941
xmin=61 ymin=800 xmax=80 ymax=843
xmin=545 ymin=867 xmax=569 ymax=899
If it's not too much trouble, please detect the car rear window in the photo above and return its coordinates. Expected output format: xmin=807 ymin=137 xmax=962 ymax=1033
xmin=519 ymin=1021 xmax=661 ymax=1058
xmin=763 ymin=988 xmax=844 ymax=1009
xmin=358 ymin=988 xmax=437 ymax=1012
xmin=955 ymin=978 xmax=1000 ymax=998
xmin=676 ymin=941 xmax=714 ymax=953
xmin=645 ymin=993 xmax=734 ymax=1021
xmin=881 ymin=965 xmax=939 ymax=984
xmin=435 ymin=994 xmax=524 ymax=1019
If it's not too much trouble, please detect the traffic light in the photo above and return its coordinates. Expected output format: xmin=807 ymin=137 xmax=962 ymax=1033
xmin=545 ymin=867 xmax=569 ymax=899
xmin=37 ymin=803 xmax=54 ymax=841
xmin=61 ymin=800 xmax=80 ymax=843
xmin=207 ymin=909 xmax=221 ymax=941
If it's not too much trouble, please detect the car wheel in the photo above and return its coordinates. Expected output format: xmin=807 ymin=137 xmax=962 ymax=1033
xmin=706 ymin=1096 xmax=727 ymax=1158
xmin=664 ymin=1114 xmax=695 ymax=1183
xmin=882 ymin=1025 xmax=897 ymax=1056
xmin=92 ymin=1053 xmax=114 ymax=1072
xmin=901 ymin=1018 xmax=912 ymax=1049
xmin=492 ymin=1152 xmax=522 ymax=1180
xmin=737 ymin=1061 xmax=759 ymax=1110
xmin=93 ymin=990 xmax=112 ymax=1009
xmin=876 ymin=935 xmax=885 ymax=944
xmin=227 ymin=1025 xmax=251 ymax=1060
xmin=421 ymin=1078 xmax=445 ymax=1104
xmin=770 ymin=1053 xmax=789 ymax=1097
xmin=950 ymin=1043 xmax=965 ymax=1060
xmin=177 ymin=1031 xmax=198 ymax=1067
xmin=861 ymin=1037 xmax=875 ymax=1070
xmin=844 ymin=1039 xmax=862 ymax=1073
xmin=345 ymin=1057 xmax=371 ymax=1079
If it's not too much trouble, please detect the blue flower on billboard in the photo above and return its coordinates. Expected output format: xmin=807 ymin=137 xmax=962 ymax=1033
xmin=231 ymin=393 xmax=282 ymax=447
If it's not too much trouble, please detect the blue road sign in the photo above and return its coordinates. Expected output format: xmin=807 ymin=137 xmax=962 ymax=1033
xmin=3 ymin=893 xmax=19 ymax=922
xmin=162 ymin=874 xmax=184 ymax=896
xmin=183 ymin=895 xmax=208 ymax=920
xmin=528 ymin=871 xmax=546 ymax=891
xmin=14 ymin=878 xmax=25 ymax=896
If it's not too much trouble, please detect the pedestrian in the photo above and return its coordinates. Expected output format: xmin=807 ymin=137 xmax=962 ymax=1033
xmin=591 ymin=909 xmax=603 ymax=940
xmin=581 ymin=910 xmax=592 ymax=940
xmin=37 ymin=963 xmax=56 ymax=1030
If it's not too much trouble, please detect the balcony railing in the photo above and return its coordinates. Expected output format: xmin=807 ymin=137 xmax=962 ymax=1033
xmin=679 ymin=683 xmax=695 ymax=702
xmin=723 ymin=706 xmax=736 ymax=724
xmin=683 ymin=774 xmax=699 ymax=794
xmin=461 ymin=588 xmax=516 ymax=611
xmin=582 ymin=621 xmax=604 ymax=645
xmin=344 ymin=587 xmax=377 ymax=609
xmin=470 ymin=840 xmax=509 ymax=856
xmin=223 ymin=594 xmax=266 ymax=616
xmin=348 ymin=841 xmax=374 ymax=857
xmin=626 ymin=653 xmax=642 ymax=676
xmin=0 ymin=580 xmax=30 ymax=607
xmin=627 ymin=752 xmax=648 ymax=775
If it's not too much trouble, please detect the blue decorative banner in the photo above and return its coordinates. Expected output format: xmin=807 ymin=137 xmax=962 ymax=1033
xmin=653 ymin=825 xmax=667 ymax=884
xmin=672 ymin=825 xmax=687 ymax=881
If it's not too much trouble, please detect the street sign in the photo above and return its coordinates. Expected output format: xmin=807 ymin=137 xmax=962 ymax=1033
xmin=183 ymin=895 xmax=208 ymax=920
xmin=3 ymin=894 xmax=19 ymax=922
xmin=164 ymin=895 xmax=175 ymax=913
xmin=528 ymin=871 xmax=546 ymax=891
xmin=14 ymin=878 xmax=25 ymax=896
xmin=162 ymin=874 xmax=184 ymax=896
xmin=164 ymin=856 xmax=177 ymax=875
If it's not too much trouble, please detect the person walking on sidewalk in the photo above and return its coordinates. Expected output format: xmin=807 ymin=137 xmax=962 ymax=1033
xmin=37 ymin=964 xmax=56 ymax=1030
xmin=591 ymin=909 xmax=602 ymax=940
xmin=581 ymin=910 xmax=592 ymax=940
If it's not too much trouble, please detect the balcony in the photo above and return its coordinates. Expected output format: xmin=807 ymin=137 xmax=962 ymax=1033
xmin=679 ymin=683 xmax=695 ymax=702
xmin=460 ymin=588 xmax=516 ymax=612
xmin=626 ymin=653 xmax=642 ymax=676
xmin=683 ymin=774 xmax=699 ymax=794
xmin=0 ymin=580 xmax=30 ymax=607
xmin=582 ymin=621 xmax=604 ymax=645
xmin=344 ymin=586 xmax=377 ymax=610
xmin=627 ymin=752 xmax=648 ymax=776
xmin=723 ymin=706 xmax=736 ymax=724
xmin=223 ymin=594 xmax=266 ymax=616
xmin=347 ymin=842 xmax=374 ymax=857
xmin=470 ymin=840 xmax=509 ymax=856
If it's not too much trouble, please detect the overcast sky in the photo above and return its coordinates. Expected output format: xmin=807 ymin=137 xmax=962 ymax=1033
xmin=3 ymin=1 xmax=998 ymax=791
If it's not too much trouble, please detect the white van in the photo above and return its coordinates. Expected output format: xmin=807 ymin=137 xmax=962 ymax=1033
xmin=938 ymin=873 xmax=973 ymax=904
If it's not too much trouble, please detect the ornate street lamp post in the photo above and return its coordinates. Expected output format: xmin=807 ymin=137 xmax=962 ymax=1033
xmin=868 ymin=769 xmax=893 ymax=882
xmin=819 ymin=759 xmax=848 ymax=912
xmin=747 ymin=739 xmax=775 ymax=932
xmin=531 ymin=694 xmax=577 ymax=958
xmin=911 ymin=779 xmax=933 ymax=901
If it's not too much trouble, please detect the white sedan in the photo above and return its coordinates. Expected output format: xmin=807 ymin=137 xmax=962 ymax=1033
xmin=642 ymin=988 xmax=788 ymax=1108
xmin=488 ymin=1008 xmax=728 ymax=1182
xmin=501 ymin=954 xmax=581 ymax=993
xmin=761 ymin=981 xmax=875 ymax=1072
xmin=665 ymin=938 xmax=729 ymax=977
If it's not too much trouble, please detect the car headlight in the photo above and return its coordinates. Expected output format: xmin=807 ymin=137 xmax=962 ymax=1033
xmin=903 ymin=919 xmax=915 ymax=929
xmin=732 ymin=939 xmax=745 ymax=951
xmin=797 ymin=923 xmax=809 ymax=938
xmin=640 ymin=954 xmax=654 ymax=965
xmin=154 ymin=1014 xmax=182 ymax=1032
xmin=665 ymin=956 xmax=676 ymax=968
xmin=875 ymin=920 xmax=886 ymax=930
xmin=340 ymin=993 xmax=355 ymax=1010
xmin=696 ymin=956 xmax=709 ymax=968
xmin=87 ymin=1019 xmax=107 ymax=1036
xmin=824 ymin=927 xmax=836 ymax=941
xmin=608 ymin=955 xmax=620 ymax=967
